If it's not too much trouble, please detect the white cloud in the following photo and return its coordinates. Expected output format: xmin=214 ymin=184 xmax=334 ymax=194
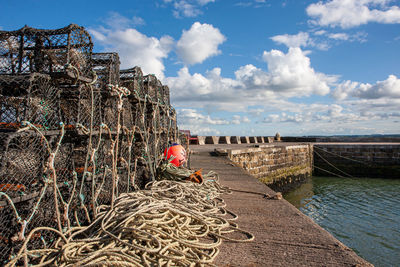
xmin=314 ymin=30 xmax=327 ymax=35
xmin=261 ymin=104 xmax=367 ymax=124
xmin=242 ymin=116 xmax=251 ymax=123
xmin=333 ymin=75 xmax=400 ymax=100
xmin=176 ymin=108 xmax=227 ymax=135
xmin=260 ymin=47 xmax=334 ymax=96
xmin=164 ymin=0 xmax=215 ymax=18
xmin=177 ymin=108 xmax=229 ymax=125
xmin=231 ymin=115 xmax=251 ymax=124
xmin=272 ymin=30 xmax=367 ymax=51
xmin=90 ymin=25 xmax=173 ymax=80
xmin=132 ymin=16 xmax=145 ymax=26
xmin=166 ymin=47 xmax=336 ymax=110
xmin=197 ymin=0 xmax=215 ymax=5
xmin=271 ymin=32 xmax=311 ymax=48
xmin=307 ymin=0 xmax=400 ymax=28
xmin=235 ymin=0 xmax=269 ymax=8
xmin=176 ymin=22 xmax=226 ymax=65
xmin=328 ymin=33 xmax=349 ymax=40
xmin=332 ymin=80 xmax=359 ymax=100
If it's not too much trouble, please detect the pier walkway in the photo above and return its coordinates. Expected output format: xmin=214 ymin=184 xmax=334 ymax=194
xmin=190 ymin=144 xmax=372 ymax=266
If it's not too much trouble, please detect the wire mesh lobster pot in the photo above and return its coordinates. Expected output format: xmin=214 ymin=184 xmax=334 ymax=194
xmin=0 ymin=192 xmax=60 ymax=265
xmin=59 ymin=84 xmax=103 ymax=130
xmin=0 ymin=130 xmax=76 ymax=264
xmin=101 ymin=94 xmax=120 ymax=131
xmin=161 ymin=85 xmax=170 ymax=106
xmin=0 ymin=131 xmax=49 ymax=199
xmin=0 ymin=73 xmax=63 ymax=130
xmin=143 ymin=74 xmax=160 ymax=101
xmin=120 ymin=66 xmax=143 ymax=98
xmin=0 ymin=130 xmax=76 ymax=197
xmin=120 ymin=97 xmax=137 ymax=130
xmin=91 ymin=53 xmax=120 ymax=90
xmin=170 ymin=108 xmax=178 ymax=140
xmin=0 ymin=24 xmax=93 ymax=83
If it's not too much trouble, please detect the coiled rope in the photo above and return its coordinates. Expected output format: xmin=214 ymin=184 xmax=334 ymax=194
xmin=6 ymin=173 xmax=254 ymax=266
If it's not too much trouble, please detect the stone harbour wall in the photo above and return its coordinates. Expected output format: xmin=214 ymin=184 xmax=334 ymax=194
xmin=313 ymin=144 xmax=400 ymax=178
xmin=228 ymin=144 xmax=313 ymax=193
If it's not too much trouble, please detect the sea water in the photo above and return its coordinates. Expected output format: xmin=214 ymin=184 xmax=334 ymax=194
xmin=283 ymin=176 xmax=400 ymax=267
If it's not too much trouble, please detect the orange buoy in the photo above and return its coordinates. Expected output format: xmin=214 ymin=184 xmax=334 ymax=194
xmin=164 ymin=144 xmax=187 ymax=167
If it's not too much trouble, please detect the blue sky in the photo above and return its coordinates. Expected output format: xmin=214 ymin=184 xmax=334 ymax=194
xmin=1 ymin=0 xmax=400 ymax=136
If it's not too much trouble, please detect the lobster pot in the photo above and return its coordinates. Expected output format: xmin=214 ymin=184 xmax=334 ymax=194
xmin=0 ymin=131 xmax=49 ymax=198
xmin=145 ymin=103 xmax=155 ymax=133
xmin=92 ymin=53 xmax=120 ymax=90
xmin=159 ymin=106 xmax=169 ymax=130
xmin=121 ymin=98 xmax=136 ymax=130
xmin=120 ymin=66 xmax=143 ymax=98
xmin=0 ymin=193 xmax=59 ymax=265
xmin=92 ymin=134 xmax=113 ymax=201
xmin=143 ymin=75 xmax=159 ymax=101
xmin=0 ymin=73 xmax=63 ymax=130
xmin=132 ymin=139 xmax=152 ymax=188
xmin=0 ymin=131 xmax=75 ymax=264
xmin=0 ymin=24 xmax=93 ymax=82
xmin=162 ymin=85 xmax=170 ymax=106
xmin=59 ymin=84 xmax=102 ymax=129
xmin=0 ymin=131 xmax=76 ymax=197
xmin=101 ymin=94 xmax=119 ymax=131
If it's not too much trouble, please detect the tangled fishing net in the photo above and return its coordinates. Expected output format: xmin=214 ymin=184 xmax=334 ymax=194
xmin=6 ymin=173 xmax=254 ymax=266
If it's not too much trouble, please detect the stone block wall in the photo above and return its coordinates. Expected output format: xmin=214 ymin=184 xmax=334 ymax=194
xmin=228 ymin=145 xmax=313 ymax=193
xmin=313 ymin=144 xmax=400 ymax=178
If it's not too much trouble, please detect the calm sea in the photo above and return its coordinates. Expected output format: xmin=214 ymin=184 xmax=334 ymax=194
xmin=283 ymin=176 xmax=400 ymax=267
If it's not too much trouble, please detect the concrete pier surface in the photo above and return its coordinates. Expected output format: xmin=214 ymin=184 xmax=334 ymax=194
xmin=189 ymin=144 xmax=372 ymax=266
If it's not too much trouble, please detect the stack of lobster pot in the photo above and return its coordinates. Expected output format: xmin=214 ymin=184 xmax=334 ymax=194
xmin=0 ymin=24 xmax=96 ymax=264
xmin=119 ymin=67 xmax=177 ymax=190
xmin=0 ymin=24 xmax=179 ymax=265
xmin=0 ymin=24 xmax=180 ymax=265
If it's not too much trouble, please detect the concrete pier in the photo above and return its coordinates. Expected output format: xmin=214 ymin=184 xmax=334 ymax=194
xmin=190 ymin=144 xmax=372 ymax=266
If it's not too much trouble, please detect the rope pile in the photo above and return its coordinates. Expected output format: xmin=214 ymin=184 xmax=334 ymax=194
xmin=7 ymin=175 xmax=254 ymax=266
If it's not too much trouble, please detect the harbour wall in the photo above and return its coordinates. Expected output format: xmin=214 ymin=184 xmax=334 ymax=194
xmin=222 ymin=142 xmax=400 ymax=192
xmin=313 ymin=143 xmax=400 ymax=178
xmin=228 ymin=144 xmax=313 ymax=192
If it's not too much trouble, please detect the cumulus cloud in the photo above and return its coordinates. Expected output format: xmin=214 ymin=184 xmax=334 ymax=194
xmin=333 ymin=75 xmax=400 ymax=100
xmin=166 ymin=47 xmax=336 ymax=110
xmin=307 ymin=0 xmax=400 ymax=28
xmin=260 ymin=47 xmax=334 ymax=95
xmin=90 ymin=18 xmax=173 ymax=79
xmin=176 ymin=22 xmax=226 ymax=65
